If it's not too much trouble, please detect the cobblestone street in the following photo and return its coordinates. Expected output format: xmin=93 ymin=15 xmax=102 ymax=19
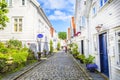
xmin=16 ymin=51 xmax=89 ymax=80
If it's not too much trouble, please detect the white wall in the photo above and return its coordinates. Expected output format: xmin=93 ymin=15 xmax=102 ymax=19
xmin=89 ymin=0 xmax=120 ymax=79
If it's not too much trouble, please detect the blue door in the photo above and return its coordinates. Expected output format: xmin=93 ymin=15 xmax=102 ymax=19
xmin=99 ymin=33 xmax=109 ymax=77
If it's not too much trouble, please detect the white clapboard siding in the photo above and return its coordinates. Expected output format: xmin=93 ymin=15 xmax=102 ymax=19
xmin=89 ymin=0 xmax=120 ymax=79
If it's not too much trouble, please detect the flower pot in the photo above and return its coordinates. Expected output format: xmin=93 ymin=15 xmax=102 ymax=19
xmin=86 ymin=63 xmax=98 ymax=72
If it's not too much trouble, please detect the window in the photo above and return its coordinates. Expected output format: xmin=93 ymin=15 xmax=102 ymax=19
xmin=6 ymin=0 xmax=12 ymax=6
xmin=93 ymin=7 xmax=96 ymax=15
xmin=99 ymin=0 xmax=108 ymax=7
xmin=22 ymin=0 xmax=25 ymax=6
xmin=116 ymin=32 xmax=120 ymax=65
xmin=81 ymin=16 xmax=86 ymax=27
xmin=13 ymin=18 xmax=23 ymax=32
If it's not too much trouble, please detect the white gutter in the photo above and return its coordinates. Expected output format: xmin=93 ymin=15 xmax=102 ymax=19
xmin=31 ymin=0 xmax=40 ymax=7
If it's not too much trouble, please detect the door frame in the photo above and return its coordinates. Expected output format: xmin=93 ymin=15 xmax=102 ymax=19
xmin=98 ymin=31 xmax=110 ymax=77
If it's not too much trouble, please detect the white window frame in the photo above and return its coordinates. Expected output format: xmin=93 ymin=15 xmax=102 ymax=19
xmin=115 ymin=31 xmax=120 ymax=66
xmin=12 ymin=17 xmax=23 ymax=33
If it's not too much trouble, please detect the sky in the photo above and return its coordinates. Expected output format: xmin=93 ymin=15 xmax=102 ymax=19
xmin=37 ymin=0 xmax=75 ymax=32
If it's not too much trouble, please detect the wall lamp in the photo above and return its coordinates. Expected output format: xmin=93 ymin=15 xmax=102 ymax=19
xmin=95 ymin=24 xmax=103 ymax=32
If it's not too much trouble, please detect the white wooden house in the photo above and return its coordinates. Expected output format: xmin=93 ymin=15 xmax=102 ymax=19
xmin=0 ymin=0 xmax=52 ymax=57
xmin=75 ymin=0 xmax=120 ymax=79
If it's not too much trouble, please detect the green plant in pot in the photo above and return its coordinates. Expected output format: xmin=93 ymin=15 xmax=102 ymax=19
xmin=84 ymin=55 xmax=98 ymax=72
xmin=77 ymin=54 xmax=85 ymax=63
xmin=37 ymin=52 xmax=41 ymax=61
xmin=72 ymin=43 xmax=79 ymax=57
xmin=43 ymin=49 xmax=47 ymax=57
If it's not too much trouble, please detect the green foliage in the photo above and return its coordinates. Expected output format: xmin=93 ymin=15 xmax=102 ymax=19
xmin=0 ymin=40 xmax=37 ymax=76
xmin=72 ymin=43 xmax=79 ymax=57
xmin=0 ymin=47 xmax=8 ymax=53
xmin=0 ymin=57 xmax=7 ymax=71
xmin=57 ymin=42 xmax=61 ymax=50
xmin=27 ymin=49 xmax=36 ymax=60
xmin=77 ymin=54 xmax=86 ymax=63
xmin=84 ymin=55 xmax=95 ymax=64
xmin=7 ymin=39 xmax=22 ymax=49
xmin=50 ymin=40 xmax=53 ymax=53
xmin=37 ymin=52 xmax=41 ymax=60
xmin=58 ymin=32 xmax=67 ymax=40
xmin=0 ymin=0 xmax=9 ymax=30
xmin=0 ymin=42 xmax=5 ymax=48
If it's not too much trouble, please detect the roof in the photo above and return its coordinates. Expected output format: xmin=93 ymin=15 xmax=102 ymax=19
xmin=31 ymin=0 xmax=52 ymax=27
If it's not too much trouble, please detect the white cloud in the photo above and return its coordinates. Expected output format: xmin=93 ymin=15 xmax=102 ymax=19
xmin=48 ymin=10 xmax=72 ymax=21
xmin=38 ymin=0 xmax=75 ymax=21
xmin=38 ymin=0 xmax=75 ymax=10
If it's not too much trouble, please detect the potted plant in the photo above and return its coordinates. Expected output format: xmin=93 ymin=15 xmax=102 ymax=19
xmin=37 ymin=52 xmax=41 ymax=61
xmin=84 ymin=55 xmax=98 ymax=72
xmin=77 ymin=54 xmax=86 ymax=63
xmin=43 ymin=49 xmax=47 ymax=57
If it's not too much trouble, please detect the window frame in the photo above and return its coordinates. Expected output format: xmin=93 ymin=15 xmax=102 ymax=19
xmin=115 ymin=31 xmax=120 ymax=66
xmin=99 ymin=0 xmax=108 ymax=8
xmin=12 ymin=17 xmax=23 ymax=33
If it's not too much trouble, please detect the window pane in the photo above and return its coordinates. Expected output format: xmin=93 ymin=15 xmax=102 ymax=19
xmin=100 ymin=0 xmax=103 ymax=7
xmin=104 ymin=0 xmax=108 ymax=3
xmin=14 ymin=24 xmax=17 ymax=32
xmin=118 ymin=40 xmax=120 ymax=43
xmin=93 ymin=7 xmax=96 ymax=14
xmin=19 ymin=24 xmax=22 ymax=32
xmin=14 ymin=19 xmax=17 ymax=24
xmin=19 ymin=19 xmax=22 ymax=24
xmin=22 ymin=0 xmax=25 ymax=5
xmin=9 ymin=0 xmax=12 ymax=6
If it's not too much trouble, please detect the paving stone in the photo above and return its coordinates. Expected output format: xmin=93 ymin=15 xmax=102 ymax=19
xmin=16 ymin=51 xmax=89 ymax=80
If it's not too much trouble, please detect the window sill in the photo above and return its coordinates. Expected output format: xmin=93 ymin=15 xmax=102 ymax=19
xmin=11 ymin=32 xmax=23 ymax=34
xmin=8 ymin=6 xmax=13 ymax=8
xmin=19 ymin=5 xmax=26 ymax=7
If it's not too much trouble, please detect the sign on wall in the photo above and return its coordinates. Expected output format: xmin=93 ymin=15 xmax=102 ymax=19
xmin=37 ymin=34 xmax=43 ymax=38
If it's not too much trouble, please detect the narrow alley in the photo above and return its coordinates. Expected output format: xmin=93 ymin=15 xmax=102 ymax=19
xmin=15 ymin=51 xmax=90 ymax=80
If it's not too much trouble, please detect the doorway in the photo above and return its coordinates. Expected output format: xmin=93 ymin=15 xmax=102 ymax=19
xmin=99 ymin=33 xmax=109 ymax=77
xmin=81 ymin=40 xmax=84 ymax=54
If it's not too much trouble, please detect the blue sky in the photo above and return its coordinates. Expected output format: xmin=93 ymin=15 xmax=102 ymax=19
xmin=37 ymin=0 xmax=75 ymax=32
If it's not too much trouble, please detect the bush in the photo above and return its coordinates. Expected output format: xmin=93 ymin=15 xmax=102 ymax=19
xmin=57 ymin=42 xmax=60 ymax=50
xmin=0 ymin=58 xmax=7 ymax=73
xmin=84 ymin=55 xmax=95 ymax=64
xmin=50 ymin=40 xmax=53 ymax=53
xmin=72 ymin=43 xmax=79 ymax=57
xmin=7 ymin=39 xmax=22 ymax=49
xmin=0 ymin=42 xmax=5 ymax=48
xmin=77 ymin=54 xmax=86 ymax=63
xmin=11 ymin=51 xmax=28 ymax=64
xmin=0 ymin=48 xmax=8 ymax=54
xmin=27 ymin=49 xmax=36 ymax=61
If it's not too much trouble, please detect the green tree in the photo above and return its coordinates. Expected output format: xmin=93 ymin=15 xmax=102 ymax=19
xmin=0 ymin=0 xmax=9 ymax=30
xmin=57 ymin=42 xmax=61 ymax=50
xmin=50 ymin=40 xmax=53 ymax=53
xmin=58 ymin=32 xmax=67 ymax=40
